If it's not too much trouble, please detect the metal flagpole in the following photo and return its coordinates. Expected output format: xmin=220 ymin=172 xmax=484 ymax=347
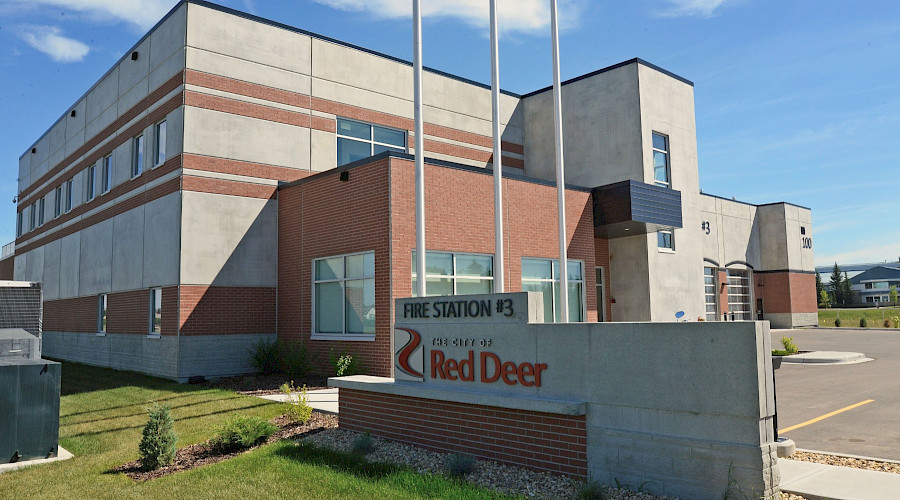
xmin=550 ymin=0 xmax=568 ymax=322
xmin=413 ymin=0 xmax=427 ymax=299
xmin=490 ymin=0 xmax=505 ymax=293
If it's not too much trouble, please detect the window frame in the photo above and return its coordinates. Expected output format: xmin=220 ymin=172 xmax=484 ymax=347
xmin=102 ymin=155 xmax=112 ymax=194
xmin=410 ymin=250 xmax=494 ymax=298
xmin=97 ymin=293 xmax=107 ymax=336
xmin=54 ymin=185 xmax=63 ymax=218
xmin=521 ymin=257 xmax=586 ymax=323
xmin=652 ymin=131 xmax=671 ymax=189
xmin=154 ymin=120 xmax=167 ymax=167
xmin=86 ymin=164 xmax=96 ymax=202
xmin=657 ymin=229 xmax=675 ymax=252
xmin=132 ymin=134 xmax=144 ymax=178
xmin=148 ymin=287 xmax=162 ymax=337
xmin=64 ymin=178 xmax=74 ymax=213
xmin=336 ymin=117 xmax=407 ymax=167
xmin=28 ymin=203 xmax=36 ymax=232
xmin=311 ymin=251 xmax=376 ymax=341
xmin=37 ymin=196 xmax=45 ymax=227
xmin=16 ymin=211 xmax=23 ymax=238
xmin=595 ymin=266 xmax=605 ymax=322
xmin=704 ymin=266 xmax=718 ymax=322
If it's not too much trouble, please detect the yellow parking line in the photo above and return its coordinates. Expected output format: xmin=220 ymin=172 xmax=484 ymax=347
xmin=780 ymin=399 xmax=875 ymax=433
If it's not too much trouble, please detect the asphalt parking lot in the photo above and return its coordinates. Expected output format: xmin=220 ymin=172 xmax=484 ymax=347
xmin=772 ymin=327 xmax=900 ymax=461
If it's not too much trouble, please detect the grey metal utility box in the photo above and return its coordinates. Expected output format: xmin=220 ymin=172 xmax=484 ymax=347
xmin=0 ymin=359 xmax=61 ymax=463
xmin=0 ymin=328 xmax=39 ymax=361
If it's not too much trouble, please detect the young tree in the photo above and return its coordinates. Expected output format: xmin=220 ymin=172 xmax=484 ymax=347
xmin=829 ymin=263 xmax=844 ymax=305
xmin=819 ymin=289 xmax=830 ymax=309
xmin=891 ymin=285 xmax=898 ymax=305
xmin=815 ymin=271 xmax=824 ymax=302
xmin=842 ymin=272 xmax=853 ymax=305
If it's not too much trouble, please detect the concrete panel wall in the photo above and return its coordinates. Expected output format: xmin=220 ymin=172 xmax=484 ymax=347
xmin=180 ymin=191 xmax=276 ymax=287
xmin=143 ymin=192 xmax=181 ymax=288
xmin=608 ymin=235 xmax=651 ymax=321
xmin=522 ymin=63 xmax=643 ymax=186
xmin=42 ymin=239 xmax=62 ymax=300
xmin=58 ymin=233 xmax=80 ymax=298
xmin=78 ymin=218 xmax=113 ymax=295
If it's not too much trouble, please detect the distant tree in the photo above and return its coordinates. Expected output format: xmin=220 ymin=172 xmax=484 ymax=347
xmin=829 ymin=263 xmax=844 ymax=305
xmin=819 ymin=289 xmax=830 ymax=309
xmin=842 ymin=272 xmax=853 ymax=305
xmin=816 ymin=271 xmax=824 ymax=302
xmin=891 ymin=285 xmax=898 ymax=305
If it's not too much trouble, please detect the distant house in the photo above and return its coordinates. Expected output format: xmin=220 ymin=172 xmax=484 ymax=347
xmin=849 ymin=266 xmax=900 ymax=304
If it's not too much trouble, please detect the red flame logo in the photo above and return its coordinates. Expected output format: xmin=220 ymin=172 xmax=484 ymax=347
xmin=396 ymin=327 xmax=424 ymax=379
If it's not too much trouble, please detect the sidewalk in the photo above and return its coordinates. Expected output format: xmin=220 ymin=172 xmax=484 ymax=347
xmin=258 ymin=387 xmax=338 ymax=414
xmin=780 ymin=458 xmax=900 ymax=500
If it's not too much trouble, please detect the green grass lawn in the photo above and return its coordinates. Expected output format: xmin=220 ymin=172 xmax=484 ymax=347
xmin=818 ymin=308 xmax=900 ymax=328
xmin=0 ymin=362 xmax=521 ymax=500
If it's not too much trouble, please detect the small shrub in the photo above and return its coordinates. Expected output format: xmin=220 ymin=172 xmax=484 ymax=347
xmin=280 ymin=381 xmax=313 ymax=423
xmin=139 ymin=404 xmax=177 ymax=471
xmin=772 ymin=350 xmax=791 ymax=356
xmin=884 ymin=319 xmax=893 ymax=328
xmin=577 ymin=480 xmax=607 ymax=500
xmin=780 ymin=336 xmax=798 ymax=355
xmin=859 ymin=317 xmax=868 ymax=328
xmin=445 ymin=453 xmax=476 ymax=477
xmin=834 ymin=317 xmax=841 ymax=327
xmin=330 ymin=350 xmax=362 ymax=377
xmin=351 ymin=431 xmax=376 ymax=455
xmin=894 ymin=316 xmax=900 ymax=329
xmin=249 ymin=339 xmax=310 ymax=379
xmin=249 ymin=339 xmax=279 ymax=374
xmin=209 ymin=414 xmax=277 ymax=454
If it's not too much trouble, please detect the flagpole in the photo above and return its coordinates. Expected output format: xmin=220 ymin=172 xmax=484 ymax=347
xmin=490 ymin=0 xmax=505 ymax=293
xmin=413 ymin=0 xmax=426 ymax=298
xmin=550 ymin=0 xmax=569 ymax=322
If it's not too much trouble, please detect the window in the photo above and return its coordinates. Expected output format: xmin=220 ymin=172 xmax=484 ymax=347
xmin=149 ymin=287 xmax=162 ymax=335
xmin=16 ymin=211 xmax=23 ymax=238
xmin=596 ymin=267 xmax=605 ymax=322
xmin=98 ymin=294 xmax=107 ymax=334
xmin=313 ymin=252 xmax=375 ymax=338
xmin=102 ymin=155 xmax=112 ymax=194
xmin=132 ymin=134 xmax=144 ymax=178
xmin=154 ymin=120 xmax=167 ymax=166
xmin=54 ymin=185 xmax=63 ymax=217
xmin=336 ymin=118 xmax=406 ymax=166
xmin=521 ymin=258 xmax=585 ymax=323
xmin=411 ymin=251 xmax=493 ymax=297
xmin=38 ymin=197 xmax=45 ymax=227
xmin=87 ymin=165 xmax=96 ymax=201
xmin=657 ymin=229 xmax=675 ymax=251
xmin=704 ymin=267 xmax=718 ymax=321
xmin=652 ymin=132 xmax=670 ymax=188
xmin=28 ymin=203 xmax=36 ymax=231
xmin=65 ymin=178 xmax=73 ymax=213
xmin=726 ymin=269 xmax=752 ymax=321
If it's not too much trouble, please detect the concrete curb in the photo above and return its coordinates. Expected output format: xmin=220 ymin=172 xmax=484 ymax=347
xmin=0 ymin=446 xmax=73 ymax=474
xmin=795 ymin=448 xmax=900 ymax=465
xmin=778 ymin=351 xmax=872 ymax=365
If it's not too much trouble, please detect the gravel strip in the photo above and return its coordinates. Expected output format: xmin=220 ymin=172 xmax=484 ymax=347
xmin=790 ymin=450 xmax=900 ymax=474
xmin=302 ymin=428 xmax=682 ymax=500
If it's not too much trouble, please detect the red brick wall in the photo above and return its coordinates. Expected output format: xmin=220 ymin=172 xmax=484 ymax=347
xmin=179 ymin=285 xmax=276 ymax=335
xmin=791 ymin=273 xmax=818 ymax=313
xmin=755 ymin=272 xmax=817 ymax=315
xmin=0 ymin=257 xmax=12 ymax=280
xmin=44 ymin=286 xmax=177 ymax=335
xmin=277 ymin=159 xmax=394 ymax=376
xmin=340 ymin=389 xmax=587 ymax=478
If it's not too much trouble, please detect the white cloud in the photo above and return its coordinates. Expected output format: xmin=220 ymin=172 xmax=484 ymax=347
xmin=16 ymin=25 xmax=89 ymax=62
xmin=309 ymin=0 xmax=582 ymax=35
xmin=658 ymin=0 xmax=735 ymax=18
xmin=10 ymin=0 xmax=177 ymax=31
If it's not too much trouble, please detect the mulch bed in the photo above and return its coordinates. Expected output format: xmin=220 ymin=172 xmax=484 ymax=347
xmin=202 ymin=373 xmax=330 ymax=395
xmin=111 ymin=412 xmax=338 ymax=481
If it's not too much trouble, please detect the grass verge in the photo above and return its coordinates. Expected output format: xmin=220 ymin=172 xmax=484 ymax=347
xmin=0 ymin=362 xmax=520 ymax=500
xmin=818 ymin=308 xmax=900 ymax=328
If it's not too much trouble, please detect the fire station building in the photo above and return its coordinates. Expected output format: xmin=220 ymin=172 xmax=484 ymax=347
xmin=10 ymin=0 xmax=816 ymax=380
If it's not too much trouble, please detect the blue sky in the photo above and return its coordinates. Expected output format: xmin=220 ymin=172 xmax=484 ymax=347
xmin=1 ymin=0 xmax=898 ymax=266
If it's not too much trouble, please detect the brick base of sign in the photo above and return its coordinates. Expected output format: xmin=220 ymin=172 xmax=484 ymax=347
xmin=338 ymin=388 xmax=588 ymax=478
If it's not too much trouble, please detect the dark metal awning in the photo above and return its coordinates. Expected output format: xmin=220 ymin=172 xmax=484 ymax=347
xmin=592 ymin=180 xmax=682 ymax=238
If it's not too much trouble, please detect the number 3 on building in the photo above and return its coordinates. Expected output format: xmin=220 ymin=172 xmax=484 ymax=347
xmin=701 ymin=221 xmax=710 ymax=235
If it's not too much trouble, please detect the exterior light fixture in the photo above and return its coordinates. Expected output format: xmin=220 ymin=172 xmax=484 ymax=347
xmin=70 ymin=110 xmax=76 ymax=117
xmin=339 ymin=171 xmax=349 ymax=182
xmin=31 ymin=148 xmax=36 ymax=154
xmin=131 ymin=51 xmax=139 ymax=60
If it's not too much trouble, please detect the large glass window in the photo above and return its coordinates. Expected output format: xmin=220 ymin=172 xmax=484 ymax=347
xmin=149 ymin=287 xmax=162 ymax=335
xmin=132 ymin=134 xmax=144 ymax=178
xmin=411 ymin=251 xmax=493 ymax=297
xmin=102 ymin=155 xmax=112 ymax=194
xmin=521 ymin=258 xmax=585 ymax=323
xmin=657 ymin=229 xmax=674 ymax=251
xmin=726 ymin=269 xmax=752 ymax=321
xmin=98 ymin=294 xmax=107 ymax=334
xmin=154 ymin=120 xmax=167 ymax=167
xmin=652 ymin=132 xmax=670 ymax=188
xmin=314 ymin=252 xmax=376 ymax=337
xmin=704 ymin=267 xmax=718 ymax=322
xmin=336 ymin=118 xmax=406 ymax=166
